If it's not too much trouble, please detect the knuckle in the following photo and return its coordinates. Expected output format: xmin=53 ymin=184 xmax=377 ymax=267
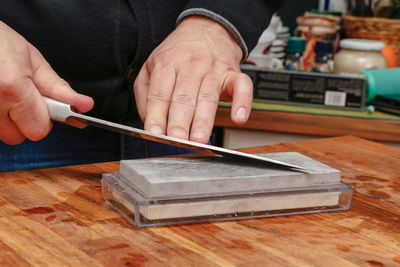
xmin=29 ymin=123 xmax=51 ymax=141
xmin=187 ymin=54 xmax=203 ymax=64
xmin=0 ymin=75 xmax=22 ymax=100
xmin=147 ymin=90 xmax=171 ymax=104
xmin=54 ymin=77 xmax=70 ymax=89
xmin=197 ymin=91 xmax=219 ymax=104
xmin=186 ymin=54 xmax=208 ymax=69
xmin=172 ymin=93 xmax=196 ymax=106
xmin=237 ymin=73 xmax=253 ymax=96
xmin=238 ymin=72 xmax=253 ymax=85
xmin=134 ymin=72 xmax=149 ymax=93
xmin=153 ymin=50 xmax=175 ymax=68
xmin=243 ymin=87 xmax=253 ymax=98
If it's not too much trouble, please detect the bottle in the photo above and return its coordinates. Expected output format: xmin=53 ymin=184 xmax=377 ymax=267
xmin=284 ymin=37 xmax=306 ymax=71
xmin=313 ymin=40 xmax=334 ymax=72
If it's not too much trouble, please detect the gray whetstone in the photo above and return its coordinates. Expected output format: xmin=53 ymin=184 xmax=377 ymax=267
xmin=119 ymin=152 xmax=341 ymax=198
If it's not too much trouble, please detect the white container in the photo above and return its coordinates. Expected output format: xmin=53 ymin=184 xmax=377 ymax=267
xmin=334 ymin=39 xmax=387 ymax=74
xmin=250 ymin=31 xmax=276 ymax=55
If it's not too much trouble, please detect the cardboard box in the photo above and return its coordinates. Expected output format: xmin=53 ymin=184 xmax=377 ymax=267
xmin=242 ymin=66 xmax=367 ymax=109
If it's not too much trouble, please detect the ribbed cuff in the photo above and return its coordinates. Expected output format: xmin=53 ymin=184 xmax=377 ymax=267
xmin=177 ymin=8 xmax=248 ymax=61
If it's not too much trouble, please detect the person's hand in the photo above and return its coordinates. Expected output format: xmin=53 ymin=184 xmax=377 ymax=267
xmin=134 ymin=16 xmax=253 ymax=144
xmin=0 ymin=21 xmax=94 ymax=145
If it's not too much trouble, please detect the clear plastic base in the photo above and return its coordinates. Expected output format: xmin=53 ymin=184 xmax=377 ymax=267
xmin=102 ymin=172 xmax=352 ymax=228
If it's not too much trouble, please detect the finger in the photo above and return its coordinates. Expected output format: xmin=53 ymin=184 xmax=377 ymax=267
xmin=167 ymin=69 xmax=203 ymax=140
xmin=8 ymin=79 xmax=53 ymax=141
xmin=133 ymin=63 xmax=150 ymax=121
xmin=28 ymin=45 xmax=94 ymax=113
xmin=223 ymin=72 xmax=253 ymax=125
xmin=143 ymin=64 xmax=176 ymax=135
xmin=190 ymin=73 xmax=222 ymax=143
xmin=0 ymin=116 xmax=26 ymax=145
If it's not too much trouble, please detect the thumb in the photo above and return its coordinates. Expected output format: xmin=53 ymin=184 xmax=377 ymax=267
xmin=222 ymin=72 xmax=253 ymax=124
xmin=29 ymin=45 xmax=94 ymax=113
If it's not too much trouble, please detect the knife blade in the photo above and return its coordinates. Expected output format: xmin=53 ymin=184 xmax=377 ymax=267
xmin=43 ymin=97 xmax=306 ymax=171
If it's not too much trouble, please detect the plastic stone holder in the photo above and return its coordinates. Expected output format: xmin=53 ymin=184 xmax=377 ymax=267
xmin=101 ymin=152 xmax=352 ymax=228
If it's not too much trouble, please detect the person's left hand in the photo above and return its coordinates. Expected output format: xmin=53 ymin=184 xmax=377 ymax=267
xmin=134 ymin=16 xmax=253 ymax=144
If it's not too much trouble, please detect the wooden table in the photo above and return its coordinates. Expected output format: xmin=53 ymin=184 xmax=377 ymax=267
xmin=0 ymin=136 xmax=399 ymax=266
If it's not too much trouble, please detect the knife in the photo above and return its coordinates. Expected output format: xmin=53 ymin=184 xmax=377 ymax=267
xmin=43 ymin=97 xmax=306 ymax=171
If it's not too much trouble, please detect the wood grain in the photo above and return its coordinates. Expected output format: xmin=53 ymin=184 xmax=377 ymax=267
xmin=0 ymin=136 xmax=399 ymax=266
xmin=215 ymin=107 xmax=400 ymax=142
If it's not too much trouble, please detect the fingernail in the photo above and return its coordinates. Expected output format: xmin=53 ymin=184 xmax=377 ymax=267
xmin=191 ymin=128 xmax=206 ymax=141
xmin=236 ymin=107 xmax=248 ymax=122
xmin=149 ymin=125 xmax=163 ymax=135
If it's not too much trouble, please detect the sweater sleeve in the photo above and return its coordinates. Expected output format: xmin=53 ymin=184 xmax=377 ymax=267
xmin=176 ymin=0 xmax=287 ymax=61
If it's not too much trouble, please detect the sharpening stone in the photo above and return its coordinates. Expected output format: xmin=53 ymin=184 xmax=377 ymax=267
xmin=119 ymin=152 xmax=341 ymax=198
xmin=101 ymin=152 xmax=352 ymax=226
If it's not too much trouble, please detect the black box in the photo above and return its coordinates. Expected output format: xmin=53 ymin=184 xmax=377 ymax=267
xmin=242 ymin=66 xmax=367 ymax=110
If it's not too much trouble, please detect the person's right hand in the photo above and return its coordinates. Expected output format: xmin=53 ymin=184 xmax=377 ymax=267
xmin=0 ymin=21 xmax=94 ymax=145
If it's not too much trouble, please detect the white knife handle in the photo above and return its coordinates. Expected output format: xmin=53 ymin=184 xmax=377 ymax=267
xmin=43 ymin=96 xmax=75 ymax=122
xmin=43 ymin=97 xmax=88 ymax=128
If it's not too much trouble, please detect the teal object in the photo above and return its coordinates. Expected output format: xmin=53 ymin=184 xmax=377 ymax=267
xmin=362 ymin=68 xmax=400 ymax=102
xmin=286 ymin=37 xmax=306 ymax=53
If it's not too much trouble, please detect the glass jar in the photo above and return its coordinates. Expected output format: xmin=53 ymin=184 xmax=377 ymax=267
xmin=334 ymin=39 xmax=387 ymax=74
xmin=313 ymin=40 xmax=334 ymax=73
xmin=284 ymin=37 xmax=306 ymax=71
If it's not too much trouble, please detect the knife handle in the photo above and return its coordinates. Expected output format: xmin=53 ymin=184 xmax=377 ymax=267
xmin=43 ymin=97 xmax=88 ymax=129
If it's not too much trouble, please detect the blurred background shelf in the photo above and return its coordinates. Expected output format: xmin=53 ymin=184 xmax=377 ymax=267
xmin=222 ymin=0 xmax=400 ymax=150
xmin=215 ymin=103 xmax=400 ymax=149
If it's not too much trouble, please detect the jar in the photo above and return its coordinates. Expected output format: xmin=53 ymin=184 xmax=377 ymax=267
xmin=296 ymin=24 xmax=339 ymax=70
xmin=284 ymin=37 xmax=306 ymax=71
xmin=295 ymin=11 xmax=341 ymax=70
xmin=334 ymin=39 xmax=387 ymax=74
xmin=313 ymin=40 xmax=334 ymax=73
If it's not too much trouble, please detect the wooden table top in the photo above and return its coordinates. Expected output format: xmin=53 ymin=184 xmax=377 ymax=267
xmin=215 ymin=107 xmax=400 ymax=142
xmin=0 ymin=136 xmax=399 ymax=266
